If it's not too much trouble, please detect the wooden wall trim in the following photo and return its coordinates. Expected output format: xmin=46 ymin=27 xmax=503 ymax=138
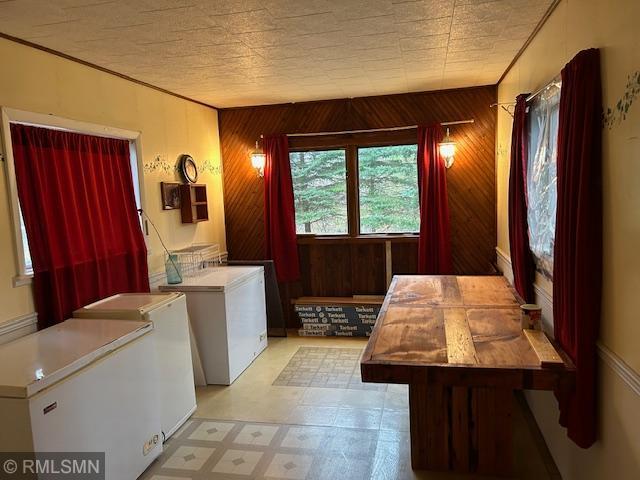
xmin=497 ymin=0 xmax=562 ymax=84
xmin=296 ymin=235 xmax=418 ymax=245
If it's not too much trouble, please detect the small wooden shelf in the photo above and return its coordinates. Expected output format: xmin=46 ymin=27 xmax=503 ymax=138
xmin=180 ymin=184 xmax=209 ymax=224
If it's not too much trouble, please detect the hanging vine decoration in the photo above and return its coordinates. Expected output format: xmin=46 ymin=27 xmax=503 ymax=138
xmin=143 ymin=155 xmax=221 ymax=176
xmin=143 ymin=154 xmax=173 ymax=175
xmin=201 ymin=159 xmax=222 ymax=175
xmin=603 ymin=70 xmax=640 ymax=129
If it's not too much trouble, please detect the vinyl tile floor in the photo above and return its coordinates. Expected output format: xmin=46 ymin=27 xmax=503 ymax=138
xmin=272 ymin=346 xmax=386 ymax=391
xmin=141 ymin=334 xmax=561 ymax=480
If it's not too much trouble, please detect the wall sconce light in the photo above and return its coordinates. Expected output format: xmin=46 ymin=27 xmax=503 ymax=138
xmin=250 ymin=140 xmax=266 ymax=177
xmin=439 ymin=128 xmax=456 ymax=169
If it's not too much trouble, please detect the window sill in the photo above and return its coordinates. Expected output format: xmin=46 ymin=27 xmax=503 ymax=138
xmin=13 ymin=274 xmax=33 ymax=287
xmin=297 ymin=234 xmax=419 ymax=245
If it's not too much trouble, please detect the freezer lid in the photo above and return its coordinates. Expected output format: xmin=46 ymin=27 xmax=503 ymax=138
xmin=159 ymin=266 xmax=264 ymax=292
xmin=0 ymin=318 xmax=152 ymax=399
xmin=74 ymin=292 xmax=184 ymax=316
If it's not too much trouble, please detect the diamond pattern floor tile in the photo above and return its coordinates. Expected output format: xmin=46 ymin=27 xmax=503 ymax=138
xmin=273 ymin=347 xmax=387 ymax=391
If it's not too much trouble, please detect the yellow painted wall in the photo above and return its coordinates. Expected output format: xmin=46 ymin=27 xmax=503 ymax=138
xmin=0 ymin=38 xmax=226 ymax=325
xmin=496 ymin=0 xmax=639 ymax=478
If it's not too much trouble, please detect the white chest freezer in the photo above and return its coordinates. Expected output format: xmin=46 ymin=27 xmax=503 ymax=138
xmin=160 ymin=266 xmax=268 ymax=385
xmin=0 ymin=319 xmax=161 ymax=480
xmin=73 ymin=292 xmax=197 ymax=440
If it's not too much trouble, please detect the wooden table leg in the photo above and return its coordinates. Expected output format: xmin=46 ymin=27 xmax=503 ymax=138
xmin=409 ymin=384 xmax=449 ymax=471
xmin=472 ymin=387 xmax=513 ymax=475
xmin=409 ymin=384 xmax=513 ymax=475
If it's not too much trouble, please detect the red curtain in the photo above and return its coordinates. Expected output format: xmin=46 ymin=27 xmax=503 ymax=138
xmin=263 ymin=134 xmax=300 ymax=282
xmin=11 ymin=124 xmax=149 ymax=329
xmin=508 ymin=94 xmax=536 ymax=302
xmin=553 ymin=48 xmax=603 ymax=448
xmin=417 ymin=125 xmax=453 ymax=274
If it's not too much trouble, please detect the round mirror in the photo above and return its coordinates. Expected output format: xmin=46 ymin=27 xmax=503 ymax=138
xmin=179 ymin=154 xmax=198 ymax=183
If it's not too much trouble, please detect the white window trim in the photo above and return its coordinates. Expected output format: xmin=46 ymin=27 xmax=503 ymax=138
xmin=0 ymin=107 xmax=148 ymax=287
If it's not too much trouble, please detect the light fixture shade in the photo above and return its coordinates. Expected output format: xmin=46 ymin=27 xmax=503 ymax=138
xmin=439 ymin=142 xmax=455 ymax=159
xmin=250 ymin=141 xmax=265 ymax=177
xmin=439 ymin=128 xmax=456 ymax=168
xmin=251 ymin=152 xmax=266 ymax=169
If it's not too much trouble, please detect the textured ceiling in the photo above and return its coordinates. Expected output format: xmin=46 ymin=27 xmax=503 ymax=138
xmin=0 ymin=0 xmax=552 ymax=108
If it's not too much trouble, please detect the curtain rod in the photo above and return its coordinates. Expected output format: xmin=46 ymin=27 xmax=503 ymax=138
xmin=526 ymin=74 xmax=562 ymax=102
xmin=489 ymin=74 xmax=562 ymax=112
xmin=259 ymin=119 xmax=474 ymax=139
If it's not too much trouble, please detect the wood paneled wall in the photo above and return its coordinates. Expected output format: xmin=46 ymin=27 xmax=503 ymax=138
xmin=219 ymin=86 xmax=497 ymax=325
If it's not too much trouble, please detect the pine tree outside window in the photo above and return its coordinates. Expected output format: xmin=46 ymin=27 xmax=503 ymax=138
xmin=290 ymin=149 xmax=348 ymax=234
xmin=358 ymin=145 xmax=419 ymax=234
xmin=289 ymin=142 xmax=420 ymax=236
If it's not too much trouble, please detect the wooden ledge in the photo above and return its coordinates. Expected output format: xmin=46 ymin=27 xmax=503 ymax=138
xmin=293 ymin=296 xmax=385 ymax=306
xmin=296 ymin=234 xmax=419 ymax=245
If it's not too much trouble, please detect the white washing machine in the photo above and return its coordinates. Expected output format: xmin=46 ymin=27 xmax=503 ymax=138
xmin=160 ymin=266 xmax=268 ymax=385
xmin=73 ymin=292 xmax=196 ymax=440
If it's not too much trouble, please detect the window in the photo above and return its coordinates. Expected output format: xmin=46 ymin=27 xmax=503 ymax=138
xmin=358 ymin=145 xmax=419 ymax=234
xmin=289 ymin=141 xmax=420 ymax=237
xmin=290 ymin=149 xmax=348 ymax=234
xmin=526 ymin=81 xmax=561 ymax=279
xmin=129 ymin=141 xmax=143 ymax=228
xmin=1 ymin=108 xmax=145 ymax=284
xmin=18 ymin=205 xmax=32 ymax=275
xmin=13 ymin=137 xmax=141 ymax=278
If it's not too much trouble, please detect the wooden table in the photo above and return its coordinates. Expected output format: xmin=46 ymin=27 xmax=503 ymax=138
xmin=360 ymin=275 xmax=574 ymax=476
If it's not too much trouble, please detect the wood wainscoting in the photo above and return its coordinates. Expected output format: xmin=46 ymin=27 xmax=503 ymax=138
xmin=219 ymin=86 xmax=497 ymax=327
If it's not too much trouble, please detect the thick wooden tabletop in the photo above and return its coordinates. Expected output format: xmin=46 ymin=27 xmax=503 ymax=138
xmin=361 ymin=275 xmax=574 ymax=390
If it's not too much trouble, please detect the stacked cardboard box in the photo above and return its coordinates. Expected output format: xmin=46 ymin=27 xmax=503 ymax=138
xmin=295 ymin=302 xmax=381 ymax=337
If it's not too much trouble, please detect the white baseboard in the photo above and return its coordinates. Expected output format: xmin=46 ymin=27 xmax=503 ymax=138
xmin=495 ymin=246 xmax=639 ymax=398
xmin=0 ymin=312 xmax=38 ymax=345
xmin=496 ymin=246 xmax=514 ymax=284
xmin=496 ymin=246 xmax=553 ymax=331
xmin=598 ymin=342 xmax=640 ymax=397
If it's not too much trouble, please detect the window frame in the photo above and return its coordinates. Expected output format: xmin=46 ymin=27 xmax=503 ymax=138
xmin=289 ymin=128 xmax=420 ymax=241
xmin=0 ymin=107 xmax=147 ymax=287
xmin=289 ymin=146 xmax=349 ymax=236
xmin=356 ymin=143 xmax=420 ymax=236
